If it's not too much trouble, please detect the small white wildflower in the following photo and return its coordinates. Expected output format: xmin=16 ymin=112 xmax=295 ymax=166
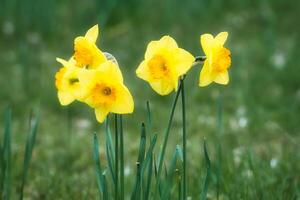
xmin=270 ymin=158 xmax=278 ymax=168
xmin=272 ymin=52 xmax=285 ymax=70
xmin=238 ymin=117 xmax=248 ymax=128
xmin=124 ymin=166 xmax=131 ymax=177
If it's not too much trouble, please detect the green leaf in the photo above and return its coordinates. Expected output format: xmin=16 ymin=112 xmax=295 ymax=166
xmin=131 ymin=123 xmax=146 ymax=200
xmin=200 ymin=140 xmax=211 ymax=200
xmin=2 ymin=107 xmax=12 ymax=200
xmin=20 ymin=111 xmax=39 ymax=200
xmin=144 ymin=153 xmax=153 ymax=200
xmin=162 ymin=145 xmax=183 ymax=199
xmin=104 ymin=117 xmax=116 ymax=184
xmin=93 ymin=133 xmax=106 ymax=199
xmin=146 ymin=101 xmax=152 ymax=140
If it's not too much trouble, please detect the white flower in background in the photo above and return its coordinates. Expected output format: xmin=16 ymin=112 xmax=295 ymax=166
xmin=238 ymin=117 xmax=248 ymax=128
xmin=272 ymin=52 xmax=286 ymax=70
xmin=270 ymin=158 xmax=278 ymax=168
xmin=124 ymin=165 xmax=131 ymax=177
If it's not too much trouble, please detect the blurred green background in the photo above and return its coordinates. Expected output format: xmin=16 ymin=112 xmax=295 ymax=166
xmin=0 ymin=0 xmax=300 ymax=199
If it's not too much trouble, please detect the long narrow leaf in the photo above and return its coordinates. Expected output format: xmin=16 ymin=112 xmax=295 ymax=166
xmin=141 ymin=134 xmax=157 ymax=175
xmin=144 ymin=153 xmax=153 ymax=200
xmin=2 ymin=107 xmax=12 ymax=200
xmin=131 ymin=123 xmax=146 ymax=200
xmin=93 ymin=133 xmax=105 ymax=199
xmin=162 ymin=145 xmax=183 ymax=199
xmin=104 ymin=117 xmax=116 ymax=184
xmin=200 ymin=140 xmax=211 ymax=200
xmin=20 ymin=112 xmax=39 ymax=200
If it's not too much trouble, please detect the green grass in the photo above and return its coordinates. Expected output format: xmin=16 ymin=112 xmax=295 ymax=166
xmin=0 ymin=0 xmax=300 ymax=199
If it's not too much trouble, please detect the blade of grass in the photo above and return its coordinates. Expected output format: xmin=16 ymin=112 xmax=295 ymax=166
xmin=146 ymin=101 xmax=152 ymax=140
xmin=102 ymin=171 xmax=109 ymax=199
xmin=144 ymin=153 xmax=153 ymax=200
xmin=20 ymin=112 xmax=39 ymax=200
xmin=131 ymin=123 xmax=146 ymax=200
xmin=93 ymin=133 xmax=106 ymax=199
xmin=141 ymin=134 xmax=157 ymax=175
xmin=2 ymin=107 xmax=12 ymax=200
xmin=104 ymin=117 xmax=116 ymax=184
xmin=200 ymin=140 xmax=211 ymax=200
xmin=162 ymin=145 xmax=183 ymax=199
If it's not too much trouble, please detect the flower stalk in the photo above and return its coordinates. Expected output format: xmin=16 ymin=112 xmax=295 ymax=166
xmin=180 ymin=76 xmax=187 ymax=200
xmin=114 ymin=114 xmax=119 ymax=200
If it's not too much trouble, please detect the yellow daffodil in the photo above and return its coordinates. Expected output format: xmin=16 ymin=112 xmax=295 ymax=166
xmin=136 ymin=36 xmax=194 ymax=95
xmin=199 ymin=32 xmax=231 ymax=87
xmin=80 ymin=61 xmax=134 ymax=123
xmin=73 ymin=25 xmax=107 ymax=69
xmin=55 ymin=58 xmax=87 ymax=105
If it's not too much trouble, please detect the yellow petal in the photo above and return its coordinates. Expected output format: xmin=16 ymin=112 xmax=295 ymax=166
xmin=215 ymin=32 xmax=228 ymax=46
xmin=111 ymin=85 xmax=134 ymax=114
xmin=150 ymin=79 xmax=174 ymax=95
xmin=214 ymin=71 xmax=229 ymax=85
xmin=100 ymin=61 xmax=123 ymax=83
xmin=56 ymin=58 xmax=74 ymax=68
xmin=199 ymin=61 xmax=213 ymax=87
xmin=145 ymin=35 xmax=178 ymax=60
xmin=95 ymin=107 xmax=110 ymax=123
xmin=58 ymin=91 xmax=75 ymax=105
xmin=74 ymin=37 xmax=106 ymax=68
xmin=200 ymin=34 xmax=214 ymax=56
xmin=136 ymin=60 xmax=151 ymax=81
xmin=85 ymin=24 xmax=99 ymax=44
xmin=160 ymin=35 xmax=178 ymax=49
xmin=172 ymin=48 xmax=195 ymax=75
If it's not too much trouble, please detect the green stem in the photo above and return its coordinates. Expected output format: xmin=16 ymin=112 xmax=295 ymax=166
xmin=180 ymin=77 xmax=187 ymax=200
xmin=155 ymin=80 xmax=183 ymax=197
xmin=216 ymin=91 xmax=223 ymax=200
xmin=120 ymin=115 xmax=124 ymax=200
xmin=114 ymin=114 xmax=119 ymax=200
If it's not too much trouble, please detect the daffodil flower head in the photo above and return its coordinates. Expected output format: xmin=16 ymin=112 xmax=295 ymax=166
xmin=74 ymin=25 xmax=107 ymax=69
xmin=199 ymin=32 xmax=231 ymax=87
xmin=136 ymin=36 xmax=195 ymax=95
xmin=80 ymin=61 xmax=134 ymax=123
xmin=55 ymin=58 xmax=87 ymax=105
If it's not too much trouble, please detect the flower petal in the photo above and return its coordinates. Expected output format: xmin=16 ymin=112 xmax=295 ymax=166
xmin=85 ymin=24 xmax=99 ymax=44
xmin=150 ymin=79 xmax=174 ymax=95
xmin=100 ymin=61 xmax=123 ymax=83
xmin=214 ymin=71 xmax=229 ymax=85
xmin=145 ymin=35 xmax=178 ymax=59
xmin=172 ymin=48 xmax=195 ymax=75
xmin=95 ymin=107 xmax=110 ymax=123
xmin=111 ymin=85 xmax=134 ymax=114
xmin=199 ymin=61 xmax=213 ymax=87
xmin=58 ymin=91 xmax=75 ymax=105
xmin=215 ymin=32 xmax=228 ymax=46
xmin=136 ymin=60 xmax=151 ymax=81
xmin=200 ymin=34 xmax=214 ymax=56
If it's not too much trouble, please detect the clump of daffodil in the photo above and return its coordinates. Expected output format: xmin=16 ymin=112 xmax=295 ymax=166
xmin=55 ymin=25 xmax=134 ymax=123
xmin=80 ymin=61 xmax=134 ymax=123
xmin=73 ymin=25 xmax=107 ymax=69
xmin=136 ymin=36 xmax=195 ymax=95
xmin=199 ymin=32 xmax=231 ymax=87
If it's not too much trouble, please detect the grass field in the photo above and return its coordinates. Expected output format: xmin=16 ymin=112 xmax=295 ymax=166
xmin=0 ymin=0 xmax=300 ymax=199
